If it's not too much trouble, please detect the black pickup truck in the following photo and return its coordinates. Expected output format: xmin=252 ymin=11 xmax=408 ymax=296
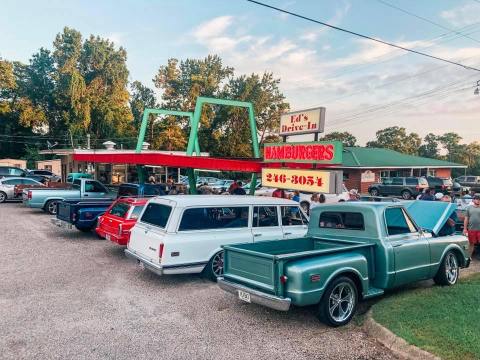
xmin=52 ymin=183 xmax=166 ymax=232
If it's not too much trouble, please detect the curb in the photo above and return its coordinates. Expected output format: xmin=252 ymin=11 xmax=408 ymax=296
xmin=363 ymin=310 xmax=440 ymax=360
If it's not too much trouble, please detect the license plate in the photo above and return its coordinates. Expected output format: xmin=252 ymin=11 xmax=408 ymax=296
xmin=238 ymin=290 xmax=251 ymax=303
xmin=138 ymin=261 xmax=145 ymax=270
xmin=105 ymin=234 xmax=111 ymax=241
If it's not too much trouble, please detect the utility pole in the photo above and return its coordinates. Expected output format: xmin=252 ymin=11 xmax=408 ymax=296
xmin=87 ymin=134 xmax=91 ymax=150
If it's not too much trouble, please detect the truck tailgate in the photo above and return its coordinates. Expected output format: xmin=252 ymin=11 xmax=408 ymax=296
xmin=57 ymin=201 xmax=72 ymax=222
xmin=224 ymin=250 xmax=276 ymax=293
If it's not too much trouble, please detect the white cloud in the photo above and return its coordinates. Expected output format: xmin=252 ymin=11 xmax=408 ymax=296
xmin=440 ymin=3 xmax=480 ymax=27
xmin=193 ymin=15 xmax=234 ymax=40
xmin=104 ymin=32 xmax=126 ymax=47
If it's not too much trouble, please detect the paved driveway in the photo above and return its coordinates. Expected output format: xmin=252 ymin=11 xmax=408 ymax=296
xmin=0 ymin=203 xmax=395 ymax=360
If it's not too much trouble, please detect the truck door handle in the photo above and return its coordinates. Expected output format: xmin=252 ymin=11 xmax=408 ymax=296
xmin=392 ymin=243 xmax=403 ymax=247
xmin=284 ymin=232 xmax=292 ymax=235
xmin=84 ymin=194 xmax=89 ymax=196
xmin=254 ymin=233 xmax=262 ymax=237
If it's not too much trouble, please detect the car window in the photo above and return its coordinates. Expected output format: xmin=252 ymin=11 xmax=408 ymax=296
xmin=457 ymin=177 xmax=465 ymax=182
xmin=143 ymin=186 xmax=164 ymax=196
xmin=382 ymin=178 xmax=393 ymax=185
xmin=418 ymin=177 xmax=429 ymax=186
xmin=118 ymin=186 xmax=138 ymax=197
xmin=0 ymin=168 xmax=8 ymax=175
xmin=178 ymin=207 xmax=249 ymax=231
xmin=319 ymin=212 xmax=365 ymax=230
xmin=22 ymin=179 xmax=40 ymax=185
xmin=129 ymin=205 xmax=145 ymax=220
xmin=405 ymin=178 xmax=417 ymax=186
xmin=385 ymin=207 xmax=417 ymax=236
xmin=8 ymin=168 xmax=24 ymax=176
xmin=2 ymin=179 xmax=23 ymax=185
xmin=109 ymin=202 xmax=130 ymax=218
xmin=253 ymin=206 xmax=279 ymax=227
xmin=140 ymin=203 xmax=172 ymax=228
xmin=84 ymin=180 xmax=107 ymax=193
xmin=280 ymin=206 xmax=307 ymax=226
xmin=391 ymin=178 xmax=403 ymax=185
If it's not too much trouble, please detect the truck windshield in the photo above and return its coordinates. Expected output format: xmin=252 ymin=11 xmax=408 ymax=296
xmin=140 ymin=203 xmax=172 ymax=229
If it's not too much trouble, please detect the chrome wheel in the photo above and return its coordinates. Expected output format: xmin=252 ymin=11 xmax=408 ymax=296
xmin=370 ymin=189 xmax=379 ymax=196
xmin=211 ymin=251 xmax=224 ymax=277
xmin=445 ymin=253 xmax=459 ymax=284
xmin=47 ymin=201 xmax=57 ymax=215
xmin=328 ymin=282 xmax=355 ymax=323
xmin=0 ymin=192 xmax=6 ymax=203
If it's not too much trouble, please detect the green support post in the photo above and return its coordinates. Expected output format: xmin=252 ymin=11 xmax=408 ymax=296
xmin=185 ymin=97 xmax=261 ymax=195
xmin=134 ymin=108 xmax=200 ymax=185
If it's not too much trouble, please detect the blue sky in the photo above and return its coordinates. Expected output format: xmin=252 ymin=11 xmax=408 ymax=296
xmin=1 ymin=0 xmax=479 ymax=145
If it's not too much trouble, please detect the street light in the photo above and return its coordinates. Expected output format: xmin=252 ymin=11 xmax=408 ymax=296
xmin=475 ymin=80 xmax=480 ymax=95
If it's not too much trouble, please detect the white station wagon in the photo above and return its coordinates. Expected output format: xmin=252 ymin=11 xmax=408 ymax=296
xmin=125 ymin=195 xmax=309 ymax=280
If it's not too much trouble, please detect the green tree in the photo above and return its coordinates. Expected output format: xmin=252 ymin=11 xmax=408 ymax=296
xmin=438 ymin=132 xmax=463 ymax=163
xmin=320 ymin=131 xmax=357 ymax=147
xmin=52 ymin=27 xmax=133 ymax=143
xmin=212 ymin=72 xmax=289 ymax=157
xmin=366 ymin=126 xmax=421 ymax=155
xmin=418 ymin=133 xmax=439 ymax=158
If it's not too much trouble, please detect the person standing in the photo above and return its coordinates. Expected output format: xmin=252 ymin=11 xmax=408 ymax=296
xmin=232 ymin=181 xmax=246 ymax=195
xmin=292 ymin=190 xmax=300 ymax=202
xmin=463 ymin=194 xmax=480 ymax=257
xmin=272 ymin=188 xmax=286 ymax=198
xmin=420 ymin=188 xmax=435 ymax=201
xmin=438 ymin=195 xmax=457 ymax=236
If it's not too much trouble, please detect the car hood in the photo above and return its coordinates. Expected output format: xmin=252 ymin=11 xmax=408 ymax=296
xmin=404 ymin=201 xmax=456 ymax=236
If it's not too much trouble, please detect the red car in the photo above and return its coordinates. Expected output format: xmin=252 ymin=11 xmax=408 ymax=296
xmin=96 ymin=197 xmax=148 ymax=246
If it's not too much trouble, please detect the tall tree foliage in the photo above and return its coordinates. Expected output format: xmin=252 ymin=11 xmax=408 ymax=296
xmin=320 ymin=131 xmax=357 ymax=147
xmin=366 ymin=126 xmax=421 ymax=155
xmin=153 ymin=56 xmax=288 ymax=156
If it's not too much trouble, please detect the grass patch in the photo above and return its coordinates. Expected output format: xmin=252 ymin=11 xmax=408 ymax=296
xmin=372 ymin=274 xmax=480 ymax=360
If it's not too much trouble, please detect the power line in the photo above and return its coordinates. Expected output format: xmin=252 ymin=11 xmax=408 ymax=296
xmin=374 ymin=0 xmax=480 ymax=44
xmin=246 ymin=0 xmax=480 ymax=72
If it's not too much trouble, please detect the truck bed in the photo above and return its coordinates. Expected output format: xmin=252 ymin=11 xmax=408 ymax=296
xmin=57 ymin=198 xmax=114 ymax=223
xmin=223 ymin=237 xmax=374 ymax=294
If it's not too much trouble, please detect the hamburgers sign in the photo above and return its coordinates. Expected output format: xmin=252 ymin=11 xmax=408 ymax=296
xmin=280 ymin=107 xmax=326 ymax=136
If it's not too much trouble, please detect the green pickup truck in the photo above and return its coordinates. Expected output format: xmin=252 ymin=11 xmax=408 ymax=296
xmin=218 ymin=201 xmax=470 ymax=327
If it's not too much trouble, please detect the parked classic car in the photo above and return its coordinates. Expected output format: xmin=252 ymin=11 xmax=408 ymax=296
xmin=426 ymin=176 xmax=453 ymax=194
xmin=455 ymin=176 xmax=480 ymax=192
xmin=27 ymin=169 xmax=61 ymax=182
xmin=23 ymin=178 xmax=113 ymax=215
xmin=0 ymin=166 xmax=28 ymax=178
xmin=368 ymin=177 xmax=429 ymax=199
xmin=218 ymin=201 xmax=469 ymax=327
xmin=125 ymin=196 xmax=309 ymax=280
xmin=52 ymin=198 xmax=114 ymax=232
xmin=0 ymin=177 xmax=44 ymax=203
xmin=66 ymin=172 xmax=92 ymax=183
xmin=95 ymin=197 xmax=148 ymax=244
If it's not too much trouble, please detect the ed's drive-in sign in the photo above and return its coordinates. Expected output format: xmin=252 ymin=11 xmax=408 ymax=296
xmin=280 ymin=107 xmax=326 ymax=136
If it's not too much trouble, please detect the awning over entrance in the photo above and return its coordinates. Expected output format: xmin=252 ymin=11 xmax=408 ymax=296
xmin=73 ymin=152 xmax=262 ymax=173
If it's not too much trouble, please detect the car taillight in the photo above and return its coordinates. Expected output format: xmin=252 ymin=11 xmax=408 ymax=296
xmin=118 ymin=223 xmax=123 ymax=236
xmin=159 ymin=243 xmax=164 ymax=259
xmin=72 ymin=213 xmax=77 ymax=222
xmin=280 ymin=275 xmax=288 ymax=284
xmin=28 ymin=191 xmax=32 ymax=200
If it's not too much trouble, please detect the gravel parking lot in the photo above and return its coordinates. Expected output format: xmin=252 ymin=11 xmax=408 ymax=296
xmin=0 ymin=203 xmax=396 ymax=360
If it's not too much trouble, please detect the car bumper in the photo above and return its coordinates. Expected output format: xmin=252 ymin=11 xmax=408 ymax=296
xmin=96 ymin=228 xmax=128 ymax=246
xmin=124 ymin=249 xmax=164 ymax=276
xmin=50 ymin=218 xmax=73 ymax=229
xmin=217 ymin=278 xmax=291 ymax=312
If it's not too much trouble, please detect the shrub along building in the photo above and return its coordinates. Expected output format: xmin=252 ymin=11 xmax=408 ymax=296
xmin=335 ymin=147 xmax=466 ymax=193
